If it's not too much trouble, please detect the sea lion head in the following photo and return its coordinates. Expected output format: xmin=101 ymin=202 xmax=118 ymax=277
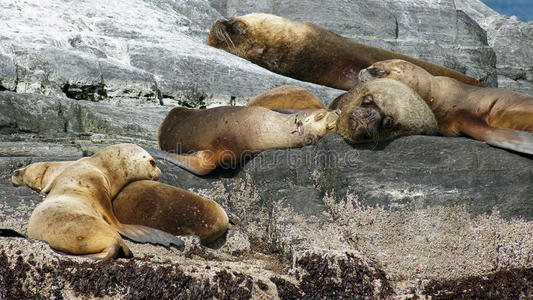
xmin=294 ymin=109 xmax=338 ymax=145
xmin=359 ymin=59 xmax=433 ymax=98
xmin=11 ymin=161 xmax=72 ymax=193
xmin=91 ymin=144 xmax=162 ymax=182
xmin=335 ymin=79 xmax=437 ymax=143
xmin=207 ymin=13 xmax=306 ymax=69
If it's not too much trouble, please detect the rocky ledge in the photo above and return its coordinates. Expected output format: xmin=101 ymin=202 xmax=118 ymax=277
xmin=1 ymin=0 xmax=533 ymax=299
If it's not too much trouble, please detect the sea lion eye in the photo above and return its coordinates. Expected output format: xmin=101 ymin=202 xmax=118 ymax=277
xmin=149 ymin=159 xmax=156 ymax=167
xmin=382 ymin=116 xmax=394 ymax=129
xmin=368 ymin=67 xmax=389 ymax=77
xmin=362 ymin=95 xmax=374 ymax=105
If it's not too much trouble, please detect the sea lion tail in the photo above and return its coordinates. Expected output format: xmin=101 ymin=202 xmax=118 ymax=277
xmin=119 ymin=224 xmax=185 ymax=250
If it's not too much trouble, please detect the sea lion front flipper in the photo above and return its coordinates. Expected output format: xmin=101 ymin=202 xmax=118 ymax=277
xmin=119 ymin=224 xmax=185 ymax=250
xmin=460 ymin=123 xmax=533 ymax=155
xmin=144 ymin=148 xmax=219 ymax=175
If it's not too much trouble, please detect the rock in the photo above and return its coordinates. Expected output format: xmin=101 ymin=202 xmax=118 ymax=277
xmin=456 ymin=0 xmax=533 ymax=94
xmin=0 ymin=0 xmax=343 ymax=107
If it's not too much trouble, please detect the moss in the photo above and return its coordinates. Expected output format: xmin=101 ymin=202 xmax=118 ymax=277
xmin=78 ymin=110 xmax=109 ymax=133
xmin=62 ymin=83 xmax=108 ymax=102
xmin=424 ymin=267 xmax=533 ymax=299
xmin=0 ymin=248 xmax=256 ymax=299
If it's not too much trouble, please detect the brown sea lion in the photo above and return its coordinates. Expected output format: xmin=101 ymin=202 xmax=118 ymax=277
xmin=359 ymin=59 xmax=533 ymax=154
xmin=113 ymin=180 xmax=228 ymax=245
xmin=330 ymin=78 xmax=438 ymax=143
xmin=156 ymin=106 xmax=338 ymax=175
xmin=247 ymin=85 xmax=326 ymax=110
xmin=14 ymin=144 xmax=184 ymax=260
xmin=207 ymin=13 xmax=482 ymax=90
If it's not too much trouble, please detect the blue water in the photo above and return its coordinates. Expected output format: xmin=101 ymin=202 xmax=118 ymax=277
xmin=480 ymin=0 xmax=533 ymax=22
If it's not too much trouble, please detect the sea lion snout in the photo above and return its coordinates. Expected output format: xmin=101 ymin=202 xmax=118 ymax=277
xmin=150 ymin=166 xmax=162 ymax=180
xmin=11 ymin=169 xmax=24 ymax=186
xmin=347 ymin=107 xmax=383 ymax=139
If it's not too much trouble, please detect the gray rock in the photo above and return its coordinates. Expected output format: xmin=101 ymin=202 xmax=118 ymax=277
xmin=0 ymin=91 xmax=167 ymax=140
xmin=0 ymin=0 xmax=343 ymax=107
xmin=457 ymin=0 xmax=533 ymax=94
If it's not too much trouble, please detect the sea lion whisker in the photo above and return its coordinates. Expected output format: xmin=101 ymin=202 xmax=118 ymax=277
xmin=222 ymin=30 xmax=236 ymax=52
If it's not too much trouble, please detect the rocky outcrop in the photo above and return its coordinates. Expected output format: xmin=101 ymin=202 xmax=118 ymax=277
xmin=0 ymin=0 xmax=343 ymax=108
xmin=1 ymin=0 xmax=533 ymax=298
xmin=456 ymin=0 xmax=533 ymax=95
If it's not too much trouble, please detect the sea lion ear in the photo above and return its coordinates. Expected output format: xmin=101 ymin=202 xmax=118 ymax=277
xmin=229 ymin=20 xmax=246 ymax=35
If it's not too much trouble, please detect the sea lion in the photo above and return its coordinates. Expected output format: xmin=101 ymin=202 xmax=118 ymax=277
xmin=14 ymin=144 xmax=184 ymax=260
xmin=156 ymin=106 xmax=338 ymax=175
xmin=359 ymin=59 xmax=533 ymax=154
xmin=13 ymin=160 xmax=228 ymax=246
xmin=207 ymin=13 xmax=482 ymax=90
xmin=113 ymin=180 xmax=228 ymax=245
xmin=247 ymin=85 xmax=326 ymax=110
xmin=330 ymin=78 xmax=438 ymax=143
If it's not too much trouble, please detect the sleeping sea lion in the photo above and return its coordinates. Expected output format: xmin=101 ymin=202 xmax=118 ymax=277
xmin=359 ymin=59 xmax=533 ymax=154
xmin=113 ymin=180 xmax=228 ymax=245
xmin=207 ymin=13 xmax=482 ymax=90
xmin=156 ymin=106 xmax=338 ymax=175
xmin=330 ymin=78 xmax=437 ymax=143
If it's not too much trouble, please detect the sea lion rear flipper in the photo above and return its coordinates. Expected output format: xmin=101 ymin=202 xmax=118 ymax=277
xmin=460 ymin=123 xmax=533 ymax=155
xmin=119 ymin=224 xmax=185 ymax=250
xmin=143 ymin=148 xmax=218 ymax=175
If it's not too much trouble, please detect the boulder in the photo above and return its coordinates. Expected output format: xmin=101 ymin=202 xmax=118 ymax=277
xmin=456 ymin=0 xmax=533 ymax=94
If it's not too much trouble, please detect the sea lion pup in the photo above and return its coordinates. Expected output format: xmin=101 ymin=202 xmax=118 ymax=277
xmin=156 ymin=106 xmax=338 ymax=175
xmin=16 ymin=144 xmax=184 ymax=260
xmin=330 ymin=78 xmax=437 ymax=143
xmin=247 ymin=85 xmax=326 ymax=110
xmin=207 ymin=13 xmax=482 ymax=90
xmin=113 ymin=180 xmax=229 ymax=245
xmin=359 ymin=59 xmax=533 ymax=154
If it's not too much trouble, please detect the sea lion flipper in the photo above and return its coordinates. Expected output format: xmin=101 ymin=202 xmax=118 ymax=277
xmin=461 ymin=123 xmax=533 ymax=155
xmin=143 ymin=148 xmax=216 ymax=175
xmin=119 ymin=224 xmax=185 ymax=250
